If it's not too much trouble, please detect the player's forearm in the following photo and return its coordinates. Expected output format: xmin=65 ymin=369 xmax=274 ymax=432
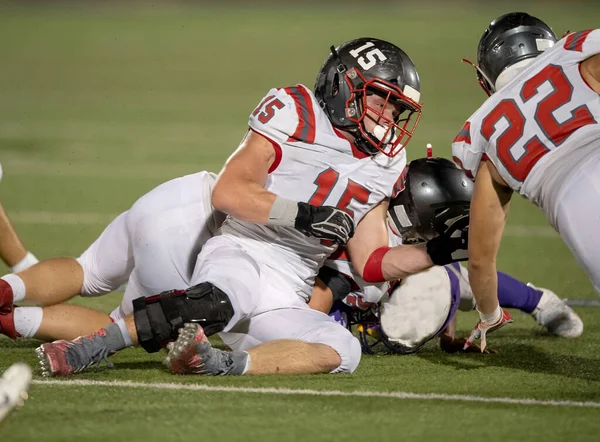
xmin=212 ymin=179 xmax=278 ymax=224
xmin=467 ymin=258 xmax=499 ymax=315
xmin=380 ymin=243 xmax=433 ymax=280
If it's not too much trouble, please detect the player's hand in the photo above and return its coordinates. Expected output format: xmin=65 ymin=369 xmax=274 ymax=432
xmin=439 ymin=334 xmax=495 ymax=354
xmin=295 ymin=202 xmax=354 ymax=245
xmin=463 ymin=308 xmax=513 ymax=352
xmin=426 ymin=213 xmax=469 ymax=265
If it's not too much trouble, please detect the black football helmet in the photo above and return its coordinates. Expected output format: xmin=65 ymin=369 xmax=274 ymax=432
xmin=314 ymin=38 xmax=422 ymax=158
xmin=465 ymin=12 xmax=557 ymax=96
xmin=388 ymin=157 xmax=473 ymax=243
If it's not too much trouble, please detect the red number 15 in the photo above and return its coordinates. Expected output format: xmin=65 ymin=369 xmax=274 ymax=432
xmin=308 ymin=168 xmax=370 ymax=217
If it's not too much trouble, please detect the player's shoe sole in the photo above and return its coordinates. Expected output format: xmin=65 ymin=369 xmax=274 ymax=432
xmin=0 ymin=363 xmax=32 ymax=424
xmin=164 ymin=323 xmax=209 ymax=375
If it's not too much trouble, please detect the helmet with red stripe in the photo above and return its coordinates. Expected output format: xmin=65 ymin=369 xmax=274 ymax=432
xmin=314 ymin=38 xmax=422 ymax=158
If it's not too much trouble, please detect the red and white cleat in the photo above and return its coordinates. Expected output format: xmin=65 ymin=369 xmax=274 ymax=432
xmin=164 ymin=323 xmax=209 ymax=375
xmin=36 ymin=334 xmax=115 ymax=377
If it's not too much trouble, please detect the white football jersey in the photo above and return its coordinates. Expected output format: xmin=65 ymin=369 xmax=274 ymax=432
xmin=452 ymin=30 xmax=600 ymax=225
xmin=220 ymin=84 xmax=407 ymax=299
xmin=325 ymin=223 xmax=403 ymax=310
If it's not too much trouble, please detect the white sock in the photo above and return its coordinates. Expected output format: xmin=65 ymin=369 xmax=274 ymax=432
xmin=11 ymin=252 xmax=39 ymax=273
xmin=14 ymin=306 xmax=43 ymax=338
xmin=115 ymin=318 xmax=134 ymax=347
xmin=1 ymin=274 xmax=26 ymax=303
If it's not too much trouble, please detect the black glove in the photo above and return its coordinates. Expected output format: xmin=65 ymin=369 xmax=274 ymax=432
xmin=295 ymin=202 xmax=354 ymax=245
xmin=426 ymin=214 xmax=469 ymax=265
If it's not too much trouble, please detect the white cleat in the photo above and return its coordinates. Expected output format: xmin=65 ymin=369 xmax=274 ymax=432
xmin=530 ymin=284 xmax=584 ymax=338
xmin=0 ymin=363 xmax=32 ymax=424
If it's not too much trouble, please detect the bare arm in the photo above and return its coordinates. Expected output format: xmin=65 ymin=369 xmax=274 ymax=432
xmin=211 ymin=130 xmax=277 ymax=224
xmin=467 ymin=161 xmax=512 ymax=315
xmin=347 ymin=200 xmax=433 ymax=281
xmin=581 ymin=53 xmax=600 ymax=94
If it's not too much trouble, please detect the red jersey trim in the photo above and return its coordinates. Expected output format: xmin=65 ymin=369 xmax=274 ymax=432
xmin=332 ymin=127 xmax=370 ymax=159
xmin=392 ymin=167 xmax=407 ymax=197
xmin=284 ymin=85 xmax=316 ymax=144
xmin=453 ymin=122 xmax=472 ymax=144
xmin=329 ymin=246 xmax=350 ymax=262
xmin=564 ymin=30 xmax=593 ymax=52
xmin=250 ymin=128 xmax=283 ymax=174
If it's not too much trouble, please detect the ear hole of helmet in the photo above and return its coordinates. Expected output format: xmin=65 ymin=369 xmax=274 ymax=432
xmin=332 ymin=73 xmax=340 ymax=98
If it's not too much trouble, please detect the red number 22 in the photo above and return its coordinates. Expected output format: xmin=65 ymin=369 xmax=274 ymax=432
xmin=481 ymin=64 xmax=596 ymax=182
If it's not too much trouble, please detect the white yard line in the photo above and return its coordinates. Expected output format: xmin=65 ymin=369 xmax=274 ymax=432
xmin=31 ymin=379 xmax=599 ymax=408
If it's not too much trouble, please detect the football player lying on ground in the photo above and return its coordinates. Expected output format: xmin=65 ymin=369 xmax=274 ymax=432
xmin=0 ymin=158 xmax=579 ymax=376
xmin=1 ymin=38 xmax=472 ymax=377
xmin=0 ymin=162 xmax=38 ymax=273
xmin=308 ymin=157 xmax=582 ymax=355
xmin=451 ymin=13 xmax=600 ymax=350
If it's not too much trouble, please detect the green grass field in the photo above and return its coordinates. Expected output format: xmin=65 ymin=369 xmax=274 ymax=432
xmin=1 ymin=2 xmax=600 ymax=441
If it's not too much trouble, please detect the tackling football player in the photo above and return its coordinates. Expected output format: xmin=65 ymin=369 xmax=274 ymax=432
xmin=451 ymin=13 xmax=600 ymax=350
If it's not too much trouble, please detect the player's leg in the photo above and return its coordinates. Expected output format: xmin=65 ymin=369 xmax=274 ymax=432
xmin=25 ymin=305 xmax=112 ymax=341
xmin=36 ymin=236 xmax=259 ymax=376
xmin=0 ymin=210 xmax=133 ymax=312
xmin=0 ymin=202 xmax=38 ymax=272
xmin=448 ymin=262 xmax=582 ymax=337
xmin=166 ymin=306 xmax=361 ymax=375
xmin=0 ymin=211 xmax=133 ymax=340
xmin=554 ymin=155 xmax=600 ymax=296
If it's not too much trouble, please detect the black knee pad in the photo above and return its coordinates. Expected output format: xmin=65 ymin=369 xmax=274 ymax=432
xmin=133 ymin=282 xmax=235 ymax=353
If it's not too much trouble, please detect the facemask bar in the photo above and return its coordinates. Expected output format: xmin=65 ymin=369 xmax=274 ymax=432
xmin=344 ymin=68 xmax=422 ymax=157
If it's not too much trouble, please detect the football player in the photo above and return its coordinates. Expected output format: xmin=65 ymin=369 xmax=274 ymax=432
xmin=2 ymin=38 xmax=469 ymax=377
xmin=451 ymin=13 xmax=600 ymax=350
xmin=311 ymin=157 xmax=582 ymax=355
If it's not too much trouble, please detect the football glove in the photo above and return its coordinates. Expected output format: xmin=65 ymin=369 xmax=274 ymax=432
xmin=425 ymin=213 xmax=469 ymax=265
xmin=463 ymin=308 xmax=513 ymax=352
xmin=295 ymin=202 xmax=354 ymax=246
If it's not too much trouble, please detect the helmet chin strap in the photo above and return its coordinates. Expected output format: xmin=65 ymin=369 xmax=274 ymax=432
xmin=352 ymin=124 xmax=397 ymax=155
xmin=373 ymin=124 xmax=396 ymax=145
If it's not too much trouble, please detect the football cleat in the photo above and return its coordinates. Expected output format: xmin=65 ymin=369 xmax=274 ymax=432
xmin=0 ymin=308 xmax=19 ymax=340
xmin=530 ymin=284 xmax=583 ymax=338
xmin=36 ymin=334 xmax=114 ymax=377
xmin=163 ymin=323 xmax=209 ymax=375
xmin=0 ymin=363 xmax=32 ymax=424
